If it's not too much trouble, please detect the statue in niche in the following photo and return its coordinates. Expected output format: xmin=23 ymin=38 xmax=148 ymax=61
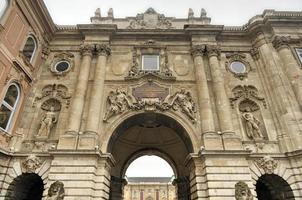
xmin=46 ymin=181 xmax=65 ymax=200
xmin=235 ymin=181 xmax=253 ymax=200
xmin=103 ymin=89 xmax=133 ymax=121
xmin=37 ymin=106 xmax=58 ymax=138
xmin=169 ymin=89 xmax=196 ymax=122
xmin=242 ymin=112 xmax=264 ymax=140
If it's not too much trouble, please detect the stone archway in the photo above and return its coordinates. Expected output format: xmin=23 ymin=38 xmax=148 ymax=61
xmin=256 ymin=174 xmax=295 ymax=200
xmin=5 ymin=173 xmax=44 ymax=200
xmin=107 ymin=113 xmax=195 ymax=200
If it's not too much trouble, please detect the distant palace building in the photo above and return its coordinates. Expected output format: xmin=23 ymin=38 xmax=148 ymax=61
xmin=123 ymin=177 xmax=176 ymax=200
xmin=0 ymin=1 xmax=302 ymax=200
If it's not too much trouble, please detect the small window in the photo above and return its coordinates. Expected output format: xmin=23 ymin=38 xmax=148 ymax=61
xmin=22 ymin=35 xmax=37 ymax=63
xmin=142 ymin=55 xmax=159 ymax=71
xmin=230 ymin=61 xmax=246 ymax=74
xmin=0 ymin=83 xmax=20 ymax=132
xmin=295 ymin=48 xmax=302 ymax=64
xmin=0 ymin=0 xmax=9 ymax=18
xmin=55 ymin=60 xmax=70 ymax=72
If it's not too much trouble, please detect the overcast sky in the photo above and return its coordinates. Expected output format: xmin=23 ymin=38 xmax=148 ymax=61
xmin=44 ymin=0 xmax=302 ymax=26
xmin=125 ymin=156 xmax=174 ymax=177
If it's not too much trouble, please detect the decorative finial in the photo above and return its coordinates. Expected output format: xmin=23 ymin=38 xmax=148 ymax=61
xmin=95 ymin=8 xmax=101 ymax=17
xmin=108 ymin=8 xmax=113 ymax=18
xmin=200 ymin=8 xmax=207 ymax=17
xmin=188 ymin=8 xmax=194 ymax=19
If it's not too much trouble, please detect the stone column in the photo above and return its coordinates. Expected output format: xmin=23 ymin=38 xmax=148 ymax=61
xmin=272 ymin=35 xmax=302 ymax=107
xmin=255 ymin=33 xmax=302 ymax=151
xmin=191 ymin=45 xmax=223 ymax=150
xmin=78 ymin=44 xmax=111 ymax=150
xmin=57 ymin=44 xmax=94 ymax=149
xmin=206 ymin=45 xmax=241 ymax=150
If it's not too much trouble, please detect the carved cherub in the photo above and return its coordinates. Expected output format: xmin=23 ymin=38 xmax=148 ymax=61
xmin=242 ymin=112 xmax=264 ymax=140
xmin=169 ymin=89 xmax=196 ymax=122
xmin=103 ymin=89 xmax=134 ymax=121
xmin=37 ymin=107 xmax=57 ymax=138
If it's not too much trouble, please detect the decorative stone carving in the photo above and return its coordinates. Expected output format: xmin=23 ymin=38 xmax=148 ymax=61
xmin=80 ymin=44 xmax=94 ymax=56
xmin=125 ymin=48 xmax=175 ymax=80
xmin=103 ymin=89 xmax=134 ymax=121
xmin=103 ymin=85 xmax=197 ymax=122
xmin=206 ymin=45 xmax=220 ymax=58
xmin=225 ymin=53 xmax=251 ymax=80
xmin=230 ymin=85 xmax=266 ymax=110
xmin=36 ymin=106 xmax=58 ymax=138
xmin=34 ymin=84 xmax=71 ymax=109
xmin=46 ymin=181 xmax=65 ymax=200
xmin=235 ymin=181 xmax=253 ymax=200
xmin=250 ymin=47 xmax=260 ymax=60
xmin=96 ymin=44 xmax=111 ymax=56
xmin=50 ymin=52 xmax=74 ymax=76
xmin=256 ymin=156 xmax=278 ymax=174
xmin=42 ymin=45 xmax=51 ymax=60
xmin=242 ymin=112 xmax=264 ymax=140
xmin=200 ymin=8 xmax=207 ymax=17
xmin=21 ymin=154 xmax=42 ymax=173
xmin=127 ymin=8 xmax=173 ymax=29
xmin=108 ymin=8 xmax=114 ymax=18
xmin=191 ymin=45 xmax=206 ymax=57
xmin=272 ymin=35 xmax=291 ymax=50
xmin=188 ymin=8 xmax=194 ymax=19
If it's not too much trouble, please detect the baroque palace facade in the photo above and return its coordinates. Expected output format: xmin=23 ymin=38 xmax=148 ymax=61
xmin=0 ymin=0 xmax=302 ymax=200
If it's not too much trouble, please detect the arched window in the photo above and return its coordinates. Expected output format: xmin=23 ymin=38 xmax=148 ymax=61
xmin=0 ymin=0 xmax=9 ymax=19
xmin=22 ymin=35 xmax=37 ymax=63
xmin=0 ymin=83 xmax=20 ymax=132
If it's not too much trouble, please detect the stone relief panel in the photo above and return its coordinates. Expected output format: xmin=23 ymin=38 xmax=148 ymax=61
xmin=255 ymin=156 xmax=278 ymax=174
xmin=127 ymin=8 xmax=174 ymax=29
xmin=103 ymin=82 xmax=197 ymax=123
xmin=235 ymin=181 xmax=253 ymax=200
xmin=46 ymin=181 xmax=65 ymax=200
xmin=110 ymin=51 xmax=131 ymax=76
xmin=21 ymin=154 xmax=42 ymax=173
xmin=172 ymin=53 xmax=192 ymax=77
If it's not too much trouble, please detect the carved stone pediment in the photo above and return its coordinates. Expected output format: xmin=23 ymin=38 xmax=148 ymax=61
xmin=127 ymin=8 xmax=174 ymax=29
xmin=103 ymin=84 xmax=196 ymax=123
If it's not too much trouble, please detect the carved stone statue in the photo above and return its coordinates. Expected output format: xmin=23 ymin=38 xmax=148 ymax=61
xmin=108 ymin=8 xmax=113 ymax=18
xmin=235 ymin=181 xmax=253 ymax=200
xmin=256 ymin=156 xmax=278 ymax=174
xmin=188 ymin=8 xmax=194 ymax=19
xmin=169 ymin=89 xmax=196 ymax=122
xmin=21 ymin=154 xmax=42 ymax=173
xmin=242 ymin=112 xmax=264 ymax=140
xmin=103 ymin=89 xmax=133 ymax=121
xmin=37 ymin=106 xmax=57 ymax=138
xmin=46 ymin=181 xmax=65 ymax=200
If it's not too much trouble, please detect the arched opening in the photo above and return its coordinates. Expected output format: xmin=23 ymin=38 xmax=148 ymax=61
xmin=5 ymin=173 xmax=44 ymax=200
xmin=22 ymin=35 xmax=37 ymax=63
xmin=107 ymin=113 xmax=194 ymax=200
xmin=256 ymin=174 xmax=295 ymax=200
xmin=123 ymin=155 xmax=176 ymax=200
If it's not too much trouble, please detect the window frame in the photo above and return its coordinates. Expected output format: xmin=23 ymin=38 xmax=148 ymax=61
xmin=295 ymin=48 xmax=302 ymax=65
xmin=23 ymin=34 xmax=38 ymax=63
xmin=0 ymin=83 xmax=20 ymax=132
xmin=141 ymin=54 xmax=160 ymax=71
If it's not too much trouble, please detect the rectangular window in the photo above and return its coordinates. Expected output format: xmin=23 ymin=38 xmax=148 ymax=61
xmin=295 ymin=48 xmax=302 ymax=65
xmin=142 ymin=55 xmax=159 ymax=71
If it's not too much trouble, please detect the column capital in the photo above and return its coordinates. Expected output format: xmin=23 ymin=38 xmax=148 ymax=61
xmin=191 ymin=45 xmax=206 ymax=58
xmin=272 ymin=35 xmax=291 ymax=51
xmin=96 ymin=44 xmax=111 ymax=56
xmin=250 ymin=47 xmax=260 ymax=60
xmin=80 ymin=44 xmax=94 ymax=56
xmin=206 ymin=45 xmax=221 ymax=58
